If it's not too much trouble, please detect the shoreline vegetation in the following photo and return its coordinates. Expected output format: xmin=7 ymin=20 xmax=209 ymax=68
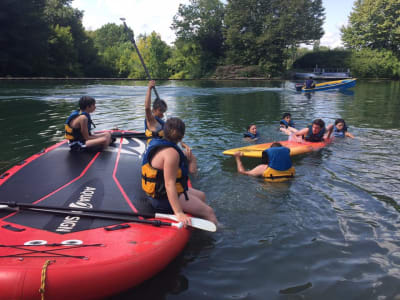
xmin=2 ymin=1 xmax=400 ymax=80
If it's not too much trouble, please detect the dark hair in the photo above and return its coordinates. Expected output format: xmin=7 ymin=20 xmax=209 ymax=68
xmin=79 ymin=96 xmax=96 ymax=110
xmin=271 ymin=142 xmax=282 ymax=147
xmin=313 ymin=119 xmax=325 ymax=128
xmin=164 ymin=117 xmax=185 ymax=143
xmin=335 ymin=118 xmax=346 ymax=126
xmin=153 ymin=99 xmax=167 ymax=112
xmin=282 ymin=113 xmax=291 ymax=119
xmin=261 ymin=142 xmax=282 ymax=164
xmin=247 ymin=124 xmax=255 ymax=131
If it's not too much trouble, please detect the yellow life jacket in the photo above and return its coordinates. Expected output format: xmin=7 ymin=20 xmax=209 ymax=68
xmin=141 ymin=139 xmax=188 ymax=199
xmin=263 ymin=166 xmax=295 ymax=182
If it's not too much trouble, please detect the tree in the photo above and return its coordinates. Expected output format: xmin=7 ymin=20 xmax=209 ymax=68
xmin=224 ymin=0 xmax=325 ymax=74
xmin=0 ymin=0 xmax=49 ymax=76
xmin=171 ymin=0 xmax=225 ymax=76
xmin=341 ymin=0 xmax=400 ymax=57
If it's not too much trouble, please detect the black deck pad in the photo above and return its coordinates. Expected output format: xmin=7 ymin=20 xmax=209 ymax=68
xmin=0 ymin=138 xmax=154 ymax=234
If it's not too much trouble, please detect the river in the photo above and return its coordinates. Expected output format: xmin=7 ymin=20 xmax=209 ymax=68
xmin=0 ymin=79 xmax=400 ymax=299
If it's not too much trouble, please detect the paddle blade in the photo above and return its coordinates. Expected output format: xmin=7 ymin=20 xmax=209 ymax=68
xmin=155 ymin=213 xmax=216 ymax=232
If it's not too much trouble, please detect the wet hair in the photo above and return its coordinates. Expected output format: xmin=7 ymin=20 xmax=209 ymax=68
xmin=282 ymin=113 xmax=291 ymax=119
xmin=312 ymin=119 xmax=325 ymax=128
xmin=335 ymin=118 xmax=346 ymax=126
xmin=271 ymin=142 xmax=282 ymax=147
xmin=247 ymin=124 xmax=256 ymax=131
xmin=261 ymin=142 xmax=282 ymax=164
xmin=153 ymin=99 xmax=167 ymax=112
xmin=164 ymin=117 xmax=185 ymax=143
xmin=79 ymin=96 xmax=96 ymax=110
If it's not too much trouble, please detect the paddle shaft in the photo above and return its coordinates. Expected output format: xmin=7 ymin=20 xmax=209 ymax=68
xmin=2 ymin=204 xmax=180 ymax=228
xmin=121 ymin=20 xmax=160 ymax=100
xmin=111 ymin=132 xmax=148 ymax=139
xmin=1 ymin=201 xmax=156 ymax=219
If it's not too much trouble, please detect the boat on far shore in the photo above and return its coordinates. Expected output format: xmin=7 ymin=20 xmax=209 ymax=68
xmin=295 ymin=78 xmax=357 ymax=92
xmin=294 ymin=67 xmax=351 ymax=80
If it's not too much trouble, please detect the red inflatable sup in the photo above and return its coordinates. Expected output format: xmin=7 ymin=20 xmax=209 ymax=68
xmin=0 ymin=131 xmax=190 ymax=300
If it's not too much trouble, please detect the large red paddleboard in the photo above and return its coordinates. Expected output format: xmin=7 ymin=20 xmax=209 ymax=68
xmin=0 ymin=131 xmax=190 ymax=300
xmin=223 ymin=139 xmax=331 ymax=158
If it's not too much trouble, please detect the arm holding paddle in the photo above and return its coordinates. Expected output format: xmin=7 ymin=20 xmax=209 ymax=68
xmin=145 ymin=80 xmax=157 ymax=131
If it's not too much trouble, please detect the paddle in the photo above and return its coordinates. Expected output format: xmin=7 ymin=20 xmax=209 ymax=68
xmin=111 ymin=131 xmax=148 ymax=139
xmin=0 ymin=202 xmax=217 ymax=232
xmin=120 ymin=18 xmax=160 ymax=100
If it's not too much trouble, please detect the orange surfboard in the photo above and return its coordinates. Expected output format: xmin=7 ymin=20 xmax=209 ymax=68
xmin=223 ymin=139 xmax=331 ymax=158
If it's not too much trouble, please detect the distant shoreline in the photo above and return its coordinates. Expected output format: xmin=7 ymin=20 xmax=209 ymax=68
xmin=0 ymin=77 xmax=273 ymax=81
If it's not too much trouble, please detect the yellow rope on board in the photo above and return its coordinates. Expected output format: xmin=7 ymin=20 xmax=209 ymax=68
xmin=39 ymin=260 xmax=53 ymax=300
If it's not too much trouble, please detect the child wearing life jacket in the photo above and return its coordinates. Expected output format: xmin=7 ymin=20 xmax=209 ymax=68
xmin=141 ymin=117 xmax=218 ymax=226
xmin=243 ymin=124 xmax=259 ymax=140
xmin=145 ymin=80 xmax=167 ymax=141
xmin=280 ymin=113 xmax=298 ymax=135
xmin=233 ymin=142 xmax=295 ymax=182
xmin=329 ymin=118 xmax=354 ymax=138
xmin=292 ymin=118 xmax=332 ymax=142
xmin=65 ymin=96 xmax=112 ymax=151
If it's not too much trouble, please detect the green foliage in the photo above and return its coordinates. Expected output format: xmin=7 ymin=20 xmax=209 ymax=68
xmin=0 ymin=0 xmax=49 ymax=76
xmin=167 ymin=42 xmax=203 ymax=79
xmin=171 ymin=0 xmax=225 ymax=77
xmin=224 ymin=0 xmax=325 ymax=75
xmin=293 ymin=50 xmax=352 ymax=69
xmin=341 ymin=0 xmax=400 ymax=58
xmin=350 ymin=49 xmax=400 ymax=78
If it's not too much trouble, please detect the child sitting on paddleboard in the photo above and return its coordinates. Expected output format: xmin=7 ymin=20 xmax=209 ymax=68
xmin=329 ymin=118 xmax=354 ymax=138
xmin=280 ymin=113 xmax=298 ymax=135
xmin=65 ymin=96 xmax=112 ymax=151
xmin=233 ymin=142 xmax=295 ymax=182
xmin=291 ymin=118 xmax=332 ymax=142
xmin=142 ymin=117 xmax=218 ymax=226
xmin=243 ymin=124 xmax=259 ymax=141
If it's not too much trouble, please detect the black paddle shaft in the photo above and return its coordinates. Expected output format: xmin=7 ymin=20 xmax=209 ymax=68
xmin=2 ymin=201 xmax=157 ymax=220
xmin=121 ymin=19 xmax=160 ymax=100
xmin=2 ymin=204 xmax=174 ymax=228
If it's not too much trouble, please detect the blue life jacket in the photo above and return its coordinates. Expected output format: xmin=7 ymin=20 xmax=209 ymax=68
xmin=280 ymin=119 xmax=295 ymax=128
xmin=142 ymin=139 xmax=189 ymax=199
xmin=144 ymin=116 xmax=165 ymax=139
xmin=64 ymin=110 xmax=95 ymax=142
xmin=305 ymin=125 xmax=326 ymax=142
xmin=333 ymin=125 xmax=348 ymax=138
xmin=262 ymin=147 xmax=292 ymax=171
xmin=243 ymin=132 xmax=259 ymax=139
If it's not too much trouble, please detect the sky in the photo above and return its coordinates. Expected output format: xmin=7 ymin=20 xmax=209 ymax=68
xmin=71 ymin=0 xmax=355 ymax=48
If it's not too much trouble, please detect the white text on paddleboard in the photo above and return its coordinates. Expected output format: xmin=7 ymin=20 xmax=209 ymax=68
xmin=56 ymin=186 xmax=96 ymax=232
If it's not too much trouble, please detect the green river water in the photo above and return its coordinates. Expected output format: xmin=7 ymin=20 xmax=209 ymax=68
xmin=0 ymin=79 xmax=400 ymax=299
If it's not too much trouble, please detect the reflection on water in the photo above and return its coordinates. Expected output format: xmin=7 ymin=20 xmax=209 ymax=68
xmin=1 ymin=80 xmax=400 ymax=299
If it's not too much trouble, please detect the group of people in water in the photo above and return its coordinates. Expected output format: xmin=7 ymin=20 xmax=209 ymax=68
xmin=64 ymin=81 xmax=354 ymax=229
xmin=239 ymin=113 xmax=354 ymax=180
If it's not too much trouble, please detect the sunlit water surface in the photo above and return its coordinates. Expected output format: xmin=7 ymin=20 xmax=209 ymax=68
xmin=1 ymin=79 xmax=400 ymax=299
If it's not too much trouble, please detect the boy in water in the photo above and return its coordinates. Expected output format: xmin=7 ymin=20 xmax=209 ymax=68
xmin=142 ymin=117 xmax=218 ymax=226
xmin=330 ymin=118 xmax=354 ymax=138
xmin=292 ymin=119 xmax=332 ymax=142
xmin=233 ymin=143 xmax=295 ymax=181
xmin=145 ymin=80 xmax=167 ymax=140
xmin=243 ymin=124 xmax=259 ymax=141
xmin=280 ymin=113 xmax=298 ymax=135
xmin=65 ymin=96 xmax=112 ymax=151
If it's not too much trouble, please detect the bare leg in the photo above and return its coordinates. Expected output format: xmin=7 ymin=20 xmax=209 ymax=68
xmin=188 ymin=187 xmax=206 ymax=203
xmin=86 ymin=132 xmax=112 ymax=149
xmin=179 ymin=189 xmax=217 ymax=225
